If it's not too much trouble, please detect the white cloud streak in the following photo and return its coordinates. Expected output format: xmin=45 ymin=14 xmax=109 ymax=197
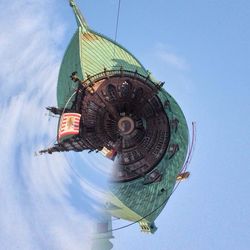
xmin=0 ymin=1 xmax=106 ymax=249
xmin=155 ymin=43 xmax=189 ymax=71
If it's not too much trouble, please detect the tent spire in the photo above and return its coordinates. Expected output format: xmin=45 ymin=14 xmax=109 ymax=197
xmin=69 ymin=0 xmax=89 ymax=31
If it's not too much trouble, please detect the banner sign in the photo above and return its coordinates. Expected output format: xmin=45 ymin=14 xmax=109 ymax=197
xmin=58 ymin=113 xmax=81 ymax=141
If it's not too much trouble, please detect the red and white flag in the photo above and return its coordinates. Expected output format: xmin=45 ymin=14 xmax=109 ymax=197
xmin=58 ymin=113 xmax=81 ymax=141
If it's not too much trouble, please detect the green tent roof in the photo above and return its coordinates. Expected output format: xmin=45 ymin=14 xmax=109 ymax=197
xmin=58 ymin=0 xmax=189 ymax=231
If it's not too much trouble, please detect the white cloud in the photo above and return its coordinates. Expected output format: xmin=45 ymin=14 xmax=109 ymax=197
xmin=0 ymin=1 xmax=105 ymax=249
xmin=155 ymin=43 xmax=189 ymax=71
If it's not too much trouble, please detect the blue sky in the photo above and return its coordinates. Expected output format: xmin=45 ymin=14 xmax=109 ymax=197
xmin=1 ymin=0 xmax=250 ymax=250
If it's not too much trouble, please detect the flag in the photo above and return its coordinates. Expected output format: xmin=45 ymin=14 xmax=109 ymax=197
xmin=58 ymin=113 xmax=81 ymax=141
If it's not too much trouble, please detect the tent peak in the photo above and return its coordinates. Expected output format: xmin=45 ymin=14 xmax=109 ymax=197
xmin=69 ymin=0 xmax=88 ymax=30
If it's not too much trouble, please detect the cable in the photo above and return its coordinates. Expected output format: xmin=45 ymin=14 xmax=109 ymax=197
xmin=61 ymin=90 xmax=77 ymax=116
xmin=108 ymin=122 xmax=197 ymax=232
xmin=64 ymin=149 xmax=184 ymax=232
xmin=108 ymin=180 xmax=182 ymax=232
xmin=114 ymin=0 xmax=121 ymax=43
xmin=63 ymin=123 xmax=195 ymax=232
xmin=113 ymin=0 xmax=122 ymax=59
xmin=65 ymin=149 xmax=179 ymax=232
xmin=181 ymin=121 xmax=196 ymax=173
xmin=63 ymin=152 xmax=87 ymax=183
